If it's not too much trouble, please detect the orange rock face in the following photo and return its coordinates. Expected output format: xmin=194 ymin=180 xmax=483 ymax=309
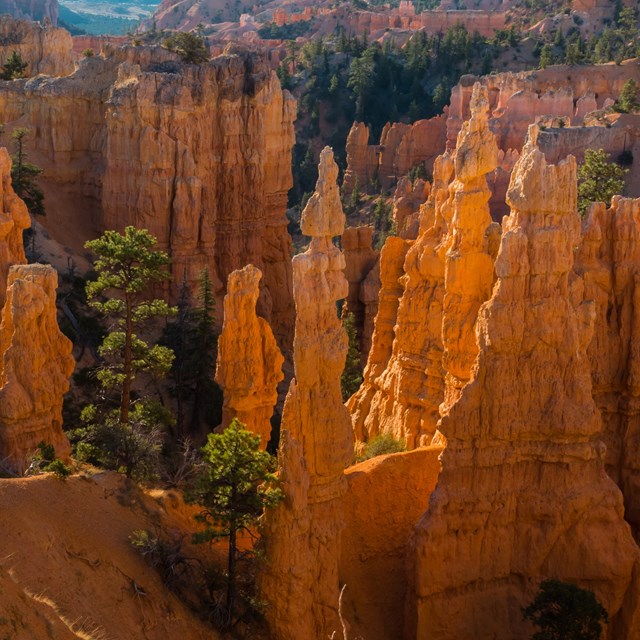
xmin=0 ymin=47 xmax=296 ymax=353
xmin=260 ymin=147 xmax=353 ymax=640
xmin=441 ymin=83 xmax=497 ymax=408
xmin=0 ymin=16 xmax=73 ymax=77
xmin=0 ymin=264 xmax=74 ymax=473
xmin=576 ymin=196 xmax=640 ymax=539
xmin=340 ymin=446 xmax=442 ymax=640
xmin=0 ymin=148 xmax=29 ymax=309
xmin=215 ymin=265 xmax=284 ymax=448
xmin=406 ymin=131 xmax=640 ymax=639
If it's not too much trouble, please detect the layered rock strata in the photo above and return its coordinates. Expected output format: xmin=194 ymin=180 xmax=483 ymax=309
xmin=406 ymin=131 xmax=640 ymax=639
xmin=576 ymin=196 xmax=640 ymax=539
xmin=0 ymin=16 xmax=72 ymax=77
xmin=215 ymin=264 xmax=283 ymax=448
xmin=0 ymin=147 xmax=29 ymax=309
xmin=0 ymin=264 xmax=74 ymax=473
xmin=260 ymin=147 xmax=352 ymax=639
xmin=0 ymin=46 xmax=296 ymax=352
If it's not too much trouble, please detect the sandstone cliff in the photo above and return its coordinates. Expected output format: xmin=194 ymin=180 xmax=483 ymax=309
xmin=0 ymin=16 xmax=72 ymax=77
xmin=215 ymin=265 xmax=284 ymax=448
xmin=0 ymin=147 xmax=29 ymax=309
xmin=576 ymin=196 xmax=640 ymax=540
xmin=0 ymin=264 xmax=74 ymax=473
xmin=406 ymin=130 xmax=640 ymax=639
xmin=260 ymin=147 xmax=353 ymax=639
xmin=0 ymin=46 xmax=296 ymax=353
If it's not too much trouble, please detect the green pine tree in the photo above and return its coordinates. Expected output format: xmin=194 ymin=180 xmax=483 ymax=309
xmin=10 ymin=128 xmax=45 ymax=216
xmin=1 ymin=51 xmax=27 ymax=80
xmin=578 ymin=148 xmax=628 ymax=216
xmin=341 ymin=309 xmax=363 ymax=401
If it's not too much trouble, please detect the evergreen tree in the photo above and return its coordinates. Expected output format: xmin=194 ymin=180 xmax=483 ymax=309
xmin=10 ymin=127 xmax=45 ymax=216
xmin=186 ymin=419 xmax=282 ymax=628
xmin=522 ymin=579 xmax=608 ymax=640
xmin=1 ymin=51 xmax=27 ymax=80
xmin=577 ymin=148 xmax=628 ymax=216
xmin=162 ymin=31 xmax=209 ymax=64
xmin=348 ymin=50 xmax=375 ymax=120
xmin=341 ymin=309 xmax=363 ymax=401
xmin=615 ymin=78 xmax=640 ymax=113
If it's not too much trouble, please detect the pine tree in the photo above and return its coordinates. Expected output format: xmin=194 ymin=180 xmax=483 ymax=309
xmin=10 ymin=128 xmax=45 ymax=216
xmin=1 ymin=51 xmax=27 ymax=80
xmin=341 ymin=309 xmax=363 ymax=401
xmin=578 ymin=148 xmax=628 ymax=216
xmin=615 ymin=79 xmax=640 ymax=113
xmin=186 ymin=419 xmax=282 ymax=628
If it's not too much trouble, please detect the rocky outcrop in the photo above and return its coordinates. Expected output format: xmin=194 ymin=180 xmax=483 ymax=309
xmin=340 ymin=446 xmax=442 ymax=640
xmin=0 ymin=147 xmax=29 ymax=309
xmin=0 ymin=46 xmax=296 ymax=353
xmin=0 ymin=264 xmax=74 ymax=473
xmin=343 ymin=225 xmax=378 ymax=357
xmin=348 ymin=151 xmax=453 ymax=448
xmin=441 ymin=83 xmax=497 ymax=408
xmin=260 ymin=147 xmax=352 ymax=640
xmin=0 ymin=16 xmax=72 ymax=77
xmin=392 ymin=177 xmax=429 ymax=238
xmin=343 ymin=116 xmax=446 ymax=195
xmin=0 ymin=0 xmax=58 ymax=25
xmin=215 ymin=265 xmax=284 ymax=448
xmin=406 ymin=130 xmax=640 ymax=639
xmin=576 ymin=196 xmax=640 ymax=539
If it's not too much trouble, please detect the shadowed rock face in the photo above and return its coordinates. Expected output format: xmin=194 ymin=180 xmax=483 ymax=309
xmin=260 ymin=147 xmax=353 ymax=640
xmin=215 ymin=264 xmax=284 ymax=448
xmin=405 ymin=129 xmax=640 ymax=640
xmin=0 ymin=45 xmax=296 ymax=354
xmin=0 ymin=264 xmax=74 ymax=473
xmin=0 ymin=147 xmax=29 ymax=310
xmin=0 ymin=0 xmax=58 ymax=26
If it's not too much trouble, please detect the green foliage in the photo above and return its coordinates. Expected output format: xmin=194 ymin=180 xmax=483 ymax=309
xmin=26 ymin=441 xmax=72 ymax=480
xmin=129 ymin=529 xmax=190 ymax=590
xmin=186 ymin=419 xmax=282 ymax=628
xmin=84 ymin=226 xmax=176 ymax=425
xmin=257 ymin=20 xmax=311 ymax=40
xmin=348 ymin=49 xmax=376 ymax=119
xmin=163 ymin=31 xmax=209 ymax=64
xmin=1 ymin=51 xmax=27 ymax=80
xmin=577 ymin=148 xmax=628 ymax=217
xmin=357 ymin=434 xmax=405 ymax=461
xmin=372 ymin=198 xmax=396 ymax=248
xmin=614 ymin=78 xmax=640 ymax=113
xmin=10 ymin=127 xmax=45 ymax=216
xmin=341 ymin=310 xmax=363 ymax=401
xmin=163 ymin=269 xmax=222 ymax=439
xmin=522 ymin=579 xmax=608 ymax=640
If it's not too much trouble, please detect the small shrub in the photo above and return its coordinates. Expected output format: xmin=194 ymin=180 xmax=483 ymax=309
xmin=129 ymin=529 xmax=190 ymax=590
xmin=25 ymin=441 xmax=72 ymax=480
xmin=357 ymin=434 xmax=405 ymax=461
xmin=82 ymin=49 xmax=94 ymax=58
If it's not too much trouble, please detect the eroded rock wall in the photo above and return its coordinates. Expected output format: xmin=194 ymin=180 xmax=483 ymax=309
xmin=215 ymin=265 xmax=283 ymax=448
xmin=0 ymin=264 xmax=74 ymax=473
xmin=0 ymin=0 xmax=58 ymax=25
xmin=0 ymin=46 xmax=296 ymax=352
xmin=0 ymin=16 xmax=72 ymax=76
xmin=406 ymin=130 xmax=640 ymax=639
xmin=260 ymin=147 xmax=353 ymax=639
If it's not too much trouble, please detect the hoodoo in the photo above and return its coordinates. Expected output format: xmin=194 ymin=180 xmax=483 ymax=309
xmin=260 ymin=147 xmax=353 ymax=639
xmin=406 ymin=128 xmax=640 ymax=639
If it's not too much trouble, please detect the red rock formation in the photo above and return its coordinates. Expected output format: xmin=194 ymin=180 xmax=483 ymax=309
xmin=343 ymin=122 xmax=377 ymax=196
xmin=441 ymin=83 xmax=497 ymax=408
xmin=392 ymin=177 xmax=429 ymax=238
xmin=0 ymin=0 xmax=58 ymax=25
xmin=0 ymin=46 xmax=296 ymax=353
xmin=215 ymin=265 xmax=284 ymax=448
xmin=260 ymin=147 xmax=353 ymax=640
xmin=343 ymin=225 xmax=378 ymax=355
xmin=0 ymin=264 xmax=74 ymax=473
xmin=0 ymin=16 xmax=73 ymax=77
xmin=348 ymin=152 xmax=453 ymax=448
xmin=406 ymin=130 xmax=640 ymax=639
xmin=340 ymin=446 xmax=442 ymax=640
xmin=576 ymin=196 xmax=640 ymax=539
xmin=0 ymin=148 xmax=29 ymax=309
xmin=359 ymin=257 xmax=381 ymax=359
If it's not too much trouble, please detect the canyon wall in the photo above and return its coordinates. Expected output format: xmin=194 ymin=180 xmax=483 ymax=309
xmin=0 ymin=46 xmax=296 ymax=352
xmin=260 ymin=147 xmax=353 ymax=640
xmin=576 ymin=196 xmax=640 ymax=540
xmin=0 ymin=16 xmax=73 ymax=77
xmin=0 ymin=264 xmax=74 ymax=473
xmin=0 ymin=0 xmax=58 ymax=25
xmin=406 ymin=129 xmax=640 ymax=639
xmin=215 ymin=264 xmax=284 ymax=447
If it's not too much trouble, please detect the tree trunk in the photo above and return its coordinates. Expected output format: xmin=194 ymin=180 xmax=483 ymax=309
xmin=121 ymin=294 xmax=132 ymax=424
xmin=226 ymin=524 xmax=236 ymax=627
